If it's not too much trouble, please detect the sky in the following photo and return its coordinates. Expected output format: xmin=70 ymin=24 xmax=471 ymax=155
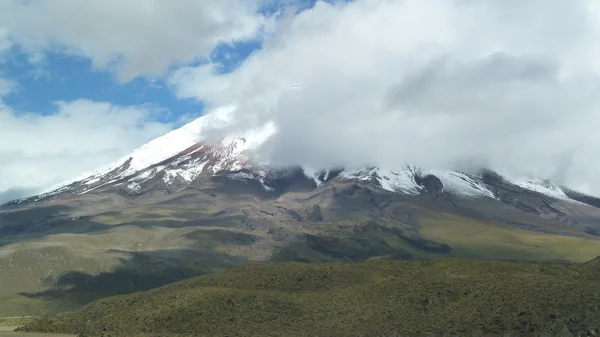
xmin=2 ymin=0 xmax=600 ymax=202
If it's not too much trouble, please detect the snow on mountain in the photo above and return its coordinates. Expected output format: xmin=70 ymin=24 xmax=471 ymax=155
xmin=48 ymin=107 xmax=278 ymax=197
xmin=162 ymin=160 xmax=210 ymax=184
xmin=513 ymin=177 xmax=572 ymax=201
xmin=340 ymin=167 xmax=423 ymax=195
xmin=302 ymin=167 xmax=325 ymax=187
xmin=338 ymin=167 xmax=499 ymax=199
xmin=42 ymin=105 xmax=238 ymax=194
xmin=16 ymin=103 xmax=591 ymax=207
xmin=379 ymin=168 xmax=425 ymax=195
xmin=421 ymin=169 xmax=495 ymax=199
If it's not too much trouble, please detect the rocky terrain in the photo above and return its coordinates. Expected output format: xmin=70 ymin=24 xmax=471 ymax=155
xmin=1 ymin=108 xmax=600 ymax=316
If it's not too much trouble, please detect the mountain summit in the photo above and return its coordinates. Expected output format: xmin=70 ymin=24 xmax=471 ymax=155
xmin=6 ymin=106 xmax=597 ymax=210
xmin=1 ymin=106 xmax=600 ymax=316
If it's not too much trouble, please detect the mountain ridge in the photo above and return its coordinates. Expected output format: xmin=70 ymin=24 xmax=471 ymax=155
xmin=4 ymin=106 xmax=596 ymax=210
xmin=1 ymin=106 xmax=600 ymax=317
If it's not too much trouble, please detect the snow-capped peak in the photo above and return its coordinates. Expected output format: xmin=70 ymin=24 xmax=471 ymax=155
xmin=43 ymin=105 xmax=238 ymax=193
xmin=25 ymin=103 xmax=592 ymax=208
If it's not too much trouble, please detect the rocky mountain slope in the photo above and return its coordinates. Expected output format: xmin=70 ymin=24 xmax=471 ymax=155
xmin=6 ymin=105 xmax=597 ymax=211
xmin=1 ymin=107 xmax=600 ymax=316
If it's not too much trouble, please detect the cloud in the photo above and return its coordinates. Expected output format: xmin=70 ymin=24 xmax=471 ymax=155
xmin=0 ymin=99 xmax=173 ymax=200
xmin=0 ymin=28 xmax=11 ymax=56
xmin=169 ymin=0 xmax=600 ymax=194
xmin=0 ymin=187 xmax=38 ymax=205
xmin=0 ymin=78 xmax=16 ymax=97
xmin=0 ymin=0 xmax=268 ymax=81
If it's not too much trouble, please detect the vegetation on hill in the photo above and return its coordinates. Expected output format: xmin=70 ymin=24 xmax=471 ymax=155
xmin=22 ymin=257 xmax=600 ymax=336
xmin=3 ymin=177 xmax=600 ymax=318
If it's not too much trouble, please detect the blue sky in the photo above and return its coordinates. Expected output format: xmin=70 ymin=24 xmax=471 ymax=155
xmin=1 ymin=0 xmax=317 ymax=120
xmin=1 ymin=30 xmax=265 ymax=124
xmin=2 ymin=0 xmax=600 ymax=202
xmin=0 ymin=0 xmax=324 ymax=201
xmin=3 ymin=48 xmax=198 ymax=121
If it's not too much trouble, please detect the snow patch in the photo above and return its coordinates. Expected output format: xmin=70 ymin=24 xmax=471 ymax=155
xmin=339 ymin=167 xmax=422 ymax=195
xmin=302 ymin=167 xmax=323 ymax=187
xmin=171 ymin=155 xmax=192 ymax=166
xmin=423 ymin=170 xmax=495 ymax=199
xmin=85 ymin=177 xmax=100 ymax=185
xmin=513 ymin=178 xmax=571 ymax=201
xmin=339 ymin=168 xmax=378 ymax=182
xmin=43 ymin=105 xmax=236 ymax=193
xmin=378 ymin=168 xmax=423 ymax=195
xmin=227 ymin=172 xmax=255 ymax=181
xmin=340 ymin=167 xmax=496 ymax=199
xmin=163 ymin=160 xmax=208 ymax=184
xmin=130 ymin=169 xmax=154 ymax=182
xmin=127 ymin=182 xmax=141 ymax=193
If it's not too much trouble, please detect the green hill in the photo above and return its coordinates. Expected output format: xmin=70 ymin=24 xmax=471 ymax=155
xmin=22 ymin=257 xmax=600 ymax=336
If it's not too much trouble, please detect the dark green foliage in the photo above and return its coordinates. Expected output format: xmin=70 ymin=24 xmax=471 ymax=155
xmin=286 ymin=209 xmax=304 ymax=221
xmin=308 ymin=205 xmax=323 ymax=221
xmin=18 ymin=249 xmax=244 ymax=312
xmin=22 ymin=257 xmax=600 ymax=336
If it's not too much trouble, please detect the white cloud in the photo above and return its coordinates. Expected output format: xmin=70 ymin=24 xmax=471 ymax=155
xmin=0 ymin=99 xmax=173 ymax=201
xmin=2 ymin=0 xmax=600 ymax=197
xmin=0 ymin=28 xmax=11 ymax=57
xmin=169 ymin=0 xmax=600 ymax=195
xmin=0 ymin=78 xmax=16 ymax=97
xmin=0 ymin=0 xmax=267 ymax=81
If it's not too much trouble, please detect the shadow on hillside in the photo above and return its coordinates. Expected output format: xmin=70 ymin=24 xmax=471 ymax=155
xmin=271 ymin=221 xmax=452 ymax=263
xmin=0 ymin=205 xmax=74 ymax=235
xmin=0 ymin=203 xmax=250 ymax=248
xmin=19 ymin=248 xmax=247 ymax=309
xmin=0 ymin=205 xmax=118 ymax=248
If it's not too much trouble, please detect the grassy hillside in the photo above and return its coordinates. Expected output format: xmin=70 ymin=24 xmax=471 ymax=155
xmin=22 ymin=257 xmax=600 ymax=337
xmin=419 ymin=213 xmax=600 ymax=262
xmin=2 ymin=205 xmax=600 ymax=317
xmin=3 ymin=181 xmax=600 ymax=318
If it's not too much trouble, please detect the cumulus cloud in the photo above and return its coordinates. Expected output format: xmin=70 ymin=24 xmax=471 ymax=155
xmin=0 ymin=78 xmax=16 ymax=97
xmin=0 ymin=28 xmax=11 ymax=56
xmin=0 ymin=0 xmax=267 ymax=81
xmin=0 ymin=187 xmax=37 ymax=205
xmin=0 ymin=99 xmax=173 ymax=201
xmin=169 ymin=0 xmax=600 ymax=194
